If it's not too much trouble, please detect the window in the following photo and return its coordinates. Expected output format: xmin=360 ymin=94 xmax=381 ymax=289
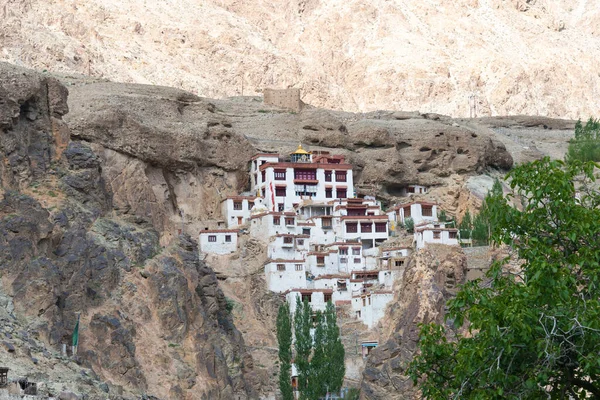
xmin=433 ymin=231 xmax=441 ymax=239
xmin=347 ymin=208 xmax=366 ymax=216
xmin=285 ymin=217 xmax=295 ymax=226
xmin=322 ymin=217 xmax=333 ymax=229
xmin=261 ymin=171 xmax=266 ymax=181
xmin=278 ymin=203 xmax=284 ymax=212
xmin=297 ymin=239 xmax=304 ymax=246
xmin=225 ymin=235 xmax=231 ymax=242
xmin=422 ymin=205 xmax=433 ymax=217
xmin=408 ymin=186 xmax=415 ymax=193
xmin=362 ymin=298 xmax=366 ymax=307
xmin=283 ymin=236 xmax=293 ymax=244
xmin=325 ymin=188 xmax=332 ymax=198
xmin=253 ymin=160 xmax=257 ymax=168
xmin=352 ymin=247 xmax=361 ymax=255
xmin=339 ymin=247 xmax=348 ymax=255
xmin=316 ymin=256 xmax=325 ymax=265
xmin=294 ymin=169 xmax=316 ymax=180
xmin=208 ymin=235 xmax=216 ymax=242
xmin=275 ymin=186 xmax=286 ymax=197
xmin=360 ymin=223 xmax=372 ymax=233
xmin=233 ymin=202 xmax=242 ymax=210
xmin=337 ymin=188 xmax=347 ymax=198
xmin=449 ymin=231 xmax=457 ymax=239
xmin=295 ymin=264 xmax=303 ymax=271
xmin=254 ymin=175 xmax=257 ymax=185
xmin=375 ymin=222 xmax=387 ymax=233
xmin=325 ymin=171 xmax=332 ymax=182
xmin=346 ymin=222 xmax=358 ymax=233
xmin=273 ymin=216 xmax=280 ymax=225
xmin=324 ymin=293 xmax=332 ymax=303
xmin=340 ymin=257 xmax=347 ymax=264
xmin=248 ymin=201 xmax=254 ymax=208
xmin=395 ymin=260 xmax=405 ymax=267
xmin=368 ymin=295 xmax=371 ymax=305
xmin=274 ymin=169 xmax=286 ymax=180
xmin=277 ymin=264 xmax=286 ymax=271
xmin=335 ymin=171 xmax=347 ymax=182
xmin=302 ymin=293 xmax=312 ymax=303
xmin=356 ymin=310 xmax=361 ymax=318
xmin=261 ymin=160 xmax=266 ymax=165
xmin=404 ymin=206 xmax=411 ymax=218
xmin=354 ymin=258 xmax=361 ymax=264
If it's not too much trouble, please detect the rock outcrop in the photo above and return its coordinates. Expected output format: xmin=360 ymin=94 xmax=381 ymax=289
xmin=2 ymin=0 xmax=599 ymax=118
xmin=0 ymin=63 xmax=256 ymax=399
xmin=360 ymin=245 xmax=467 ymax=399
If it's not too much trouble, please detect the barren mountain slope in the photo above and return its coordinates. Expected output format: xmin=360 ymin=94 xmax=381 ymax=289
xmin=2 ymin=0 xmax=599 ymax=118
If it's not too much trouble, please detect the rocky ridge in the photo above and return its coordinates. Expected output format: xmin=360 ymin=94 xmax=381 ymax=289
xmin=0 ymin=63 xmax=256 ymax=399
xmin=2 ymin=0 xmax=599 ymax=118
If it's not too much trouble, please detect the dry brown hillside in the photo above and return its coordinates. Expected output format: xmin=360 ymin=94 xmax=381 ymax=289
xmin=2 ymin=0 xmax=599 ymax=118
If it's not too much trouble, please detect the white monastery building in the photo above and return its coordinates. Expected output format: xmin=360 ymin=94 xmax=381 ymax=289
xmin=201 ymin=145 xmax=460 ymax=328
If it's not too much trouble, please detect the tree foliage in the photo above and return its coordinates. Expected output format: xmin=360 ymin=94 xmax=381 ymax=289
xmin=404 ymin=217 xmax=414 ymax=233
xmin=567 ymin=117 xmax=600 ymax=162
xmin=294 ymin=297 xmax=313 ymax=398
xmin=277 ymin=302 xmax=294 ymax=400
xmin=409 ymin=158 xmax=600 ymax=399
xmin=291 ymin=299 xmax=346 ymax=399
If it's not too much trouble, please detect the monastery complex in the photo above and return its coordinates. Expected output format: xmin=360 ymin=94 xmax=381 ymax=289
xmin=200 ymin=145 xmax=459 ymax=328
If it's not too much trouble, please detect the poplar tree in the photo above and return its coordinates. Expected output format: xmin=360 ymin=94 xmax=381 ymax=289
xmin=323 ymin=301 xmax=345 ymax=395
xmin=276 ymin=303 xmax=293 ymax=400
xmin=307 ymin=311 xmax=326 ymax=399
xmin=294 ymin=297 xmax=312 ymax=399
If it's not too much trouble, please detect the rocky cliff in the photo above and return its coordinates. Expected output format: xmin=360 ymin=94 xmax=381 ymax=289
xmin=360 ymin=245 xmax=467 ymax=399
xmin=0 ymin=63 xmax=256 ymax=399
xmin=2 ymin=0 xmax=598 ymax=118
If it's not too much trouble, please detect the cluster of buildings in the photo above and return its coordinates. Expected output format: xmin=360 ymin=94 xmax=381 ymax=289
xmin=200 ymin=145 xmax=459 ymax=328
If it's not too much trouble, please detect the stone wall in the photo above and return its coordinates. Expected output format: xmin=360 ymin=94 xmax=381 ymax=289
xmin=263 ymin=88 xmax=302 ymax=111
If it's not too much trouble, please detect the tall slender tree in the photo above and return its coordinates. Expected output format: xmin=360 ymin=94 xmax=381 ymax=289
xmin=323 ymin=301 xmax=345 ymax=395
xmin=307 ymin=310 xmax=326 ymax=400
xmin=294 ymin=297 xmax=312 ymax=399
xmin=276 ymin=302 xmax=294 ymax=400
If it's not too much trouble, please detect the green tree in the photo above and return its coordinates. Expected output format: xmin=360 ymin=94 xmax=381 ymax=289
xmin=567 ymin=117 xmax=600 ymax=162
xmin=438 ymin=209 xmax=448 ymax=222
xmin=276 ymin=303 xmax=294 ymax=400
xmin=409 ymin=158 xmax=600 ymax=398
xmin=307 ymin=310 xmax=326 ymax=400
xmin=458 ymin=210 xmax=472 ymax=239
xmin=404 ymin=217 xmax=414 ymax=233
xmin=294 ymin=297 xmax=312 ymax=399
xmin=323 ymin=301 xmax=345 ymax=395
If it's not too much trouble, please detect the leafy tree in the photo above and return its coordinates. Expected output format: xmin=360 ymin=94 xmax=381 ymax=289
xmin=438 ymin=209 xmax=448 ymax=222
xmin=409 ymin=158 xmax=600 ymax=398
xmin=294 ymin=297 xmax=312 ymax=399
xmin=323 ymin=301 xmax=345 ymax=395
xmin=276 ymin=303 xmax=294 ymax=400
xmin=404 ymin=217 xmax=414 ymax=233
xmin=307 ymin=310 xmax=326 ymax=400
xmin=458 ymin=210 xmax=472 ymax=239
xmin=567 ymin=117 xmax=600 ymax=162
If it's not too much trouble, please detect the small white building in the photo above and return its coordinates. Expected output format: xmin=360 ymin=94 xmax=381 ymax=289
xmin=387 ymin=201 xmax=438 ymax=226
xmin=358 ymin=291 xmax=394 ymax=328
xmin=265 ymin=259 xmax=307 ymax=292
xmin=286 ymin=289 xmax=334 ymax=314
xmin=199 ymin=229 xmax=239 ymax=254
xmin=221 ymin=196 xmax=258 ymax=228
xmin=414 ymin=224 xmax=459 ymax=249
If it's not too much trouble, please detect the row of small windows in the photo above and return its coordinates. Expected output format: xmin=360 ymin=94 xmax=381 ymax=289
xmin=273 ymin=186 xmax=347 ymax=198
xmin=207 ymin=235 xmax=232 ymax=242
xmin=346 ymin=222 xmax=388 ymax=233
xmin=339 ymin=247 xmax=361 ymax=255
xmin=277 ymin=264 xmax=304 ymax=271
xmin=271 ymin=169 xmax=348 ymax=182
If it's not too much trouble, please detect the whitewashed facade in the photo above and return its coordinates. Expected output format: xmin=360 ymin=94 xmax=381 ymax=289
xmin=387 ymin=201 xmax=438 ymax=226
xmin=199 ymin=230 xmax=238 ymax=254
xmin=221 ymin=196 xmax=258 ymax=228
xmin=415 ymin=223 xmax=459 ymax=249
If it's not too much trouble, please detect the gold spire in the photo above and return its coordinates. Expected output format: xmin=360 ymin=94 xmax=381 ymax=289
xmin=291 ymin=143 xmax=310 ymax=155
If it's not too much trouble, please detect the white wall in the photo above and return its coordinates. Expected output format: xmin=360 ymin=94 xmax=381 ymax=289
xmin=199 ymin=231 xmax=238 ymax=254
xmin=265 ymin=262 xmax=307 ymax=292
